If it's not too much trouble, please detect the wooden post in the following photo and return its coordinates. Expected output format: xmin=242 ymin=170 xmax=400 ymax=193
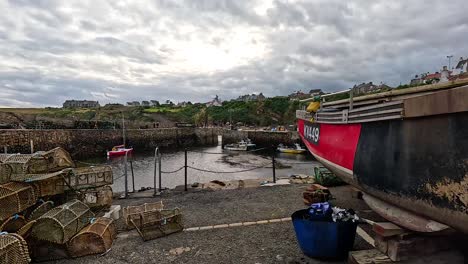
xmin=184 ymin=148 xmax=188 ymax=191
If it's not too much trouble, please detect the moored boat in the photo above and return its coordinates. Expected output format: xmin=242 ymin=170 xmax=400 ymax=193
xmin=277 ymin=143 xmax=307 ymax=154
xmin=297 ymin=80 xmax=468 ymax=233
xmin=107 ymin=145 xmax=133 ymax=158
xmin=224 ymin=138 xmax=256 ymax=151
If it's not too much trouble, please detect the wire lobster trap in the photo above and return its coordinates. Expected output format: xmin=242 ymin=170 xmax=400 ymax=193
xmin=62 ymin=166 xmax=113 ymax=190
xmin=38 ymin=147 xmax=75 ymax=171
xmin=0 ymin=232 xmax=30 ymax=264
xmin=17 ymin=220 xmax=36 ymax=239
xmin=67 ymin=186 xmax=113 ymax=210
xmin=131 ymin=208 xmax=183 ymax=241
xmin=0 ymin=214 xmax=26 ymax=233
xmin=68 ymin=217 xmax=116 ymax=258
xmin=31 ymin=199 xmax=95 ymax=244
xmin=122 ymin=201 xmax=164 ymax=229
xmin=0 ymin=164 xmax=12 ymax=184
xmin=0 ymin=148 xmax=75 ymax=182
xmin=29 ymin=238 xmax=69 ymax=262
xmin=0 ymin=182 xmax=37 ymax=221
xmin=28 ymin=200 xmax=55 ymax=221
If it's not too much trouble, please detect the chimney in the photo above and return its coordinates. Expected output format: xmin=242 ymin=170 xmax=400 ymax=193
xmin=443 ymin=66 xmax=447 ymax=71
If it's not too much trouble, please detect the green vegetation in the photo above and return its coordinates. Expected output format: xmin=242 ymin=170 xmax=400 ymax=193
xmin=4 ymin=97 xmax=307 ymax=128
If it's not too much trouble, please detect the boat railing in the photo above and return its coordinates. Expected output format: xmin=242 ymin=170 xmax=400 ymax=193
xmin=296 ymin=110 xmax=313 ymax=120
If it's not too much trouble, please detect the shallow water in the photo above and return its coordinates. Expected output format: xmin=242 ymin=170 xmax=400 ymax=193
xmin=79 ymin=143 xmax=319 ymax=192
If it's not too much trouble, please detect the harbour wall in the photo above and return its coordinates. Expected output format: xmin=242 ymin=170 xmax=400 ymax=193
xmin=0 ymin=128 xmax=299 ymax=158
xmin=0 ymin=128 xmax=221 ymax=158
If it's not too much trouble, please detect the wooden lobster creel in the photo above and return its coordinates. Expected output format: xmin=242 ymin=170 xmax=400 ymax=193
xmin=67 ymin=186 xmax=113 ymax=210
xmin=0 ymin=214 xmax=26 ymax=233
xmin=28 ymin=200 xmax=55 ymax=221
xmin=0 ymin=164 xmax=13 ymax=184
xmin=0 ymin=148 xmax=75 ymax=183
xmin=29 ymin=172 xmax=67 ymax=197
xmin=38 ymin=147 xmax=75 ymax=171
xmin=68 ymin=217 xmax=116 ymax=258
xmin=122 ymin=201 xmax=164 ymax=229
xmin=62 ymin=166 xmax=113 ymax=190
xmin=1 ymin=154 xmax=49 ymax=181
xmin=0 ymin=232 xmax=30 ymax=264
xmin=131 ymin=208 xmax=183 ymax=241
xmin=0 ymin=182 xmax=37 ymax=221
xmin=31 ymin=199 xmax=94 ymax=244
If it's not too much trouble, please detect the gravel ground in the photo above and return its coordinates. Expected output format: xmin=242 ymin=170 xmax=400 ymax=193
xmin=42 ymin=184 xmax=448 ymax=264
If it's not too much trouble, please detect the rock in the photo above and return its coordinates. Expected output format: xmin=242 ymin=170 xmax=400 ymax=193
xmin=169 ymin=247 xmax=191 ymax=256
xmin=191 ymin=182 xmax=200 ymax=187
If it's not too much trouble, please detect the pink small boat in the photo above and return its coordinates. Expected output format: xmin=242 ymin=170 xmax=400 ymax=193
xmin=107 ymin=145 xmax=133 ymax=158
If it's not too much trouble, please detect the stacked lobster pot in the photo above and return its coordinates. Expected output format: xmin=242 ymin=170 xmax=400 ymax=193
xmin=0 ymin=148 xmax=116 ymax=263
xmin=63 ymin=166 xmax=114 ymax=210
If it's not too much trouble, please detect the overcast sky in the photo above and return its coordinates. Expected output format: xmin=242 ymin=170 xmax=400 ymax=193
xmin=1 ymin=0 xmax=467 ymax=107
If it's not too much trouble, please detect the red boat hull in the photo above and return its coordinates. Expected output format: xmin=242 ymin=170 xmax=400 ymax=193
xmin=298 ymin=113 xmax=468 ymax=233
xmin=107 ymin=149 xmax=133 ymax=158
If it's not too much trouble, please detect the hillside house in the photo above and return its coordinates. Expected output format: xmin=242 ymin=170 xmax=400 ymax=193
xmin=206 ymin=95 xmax=222 ymax=107
xmin=63 ymin=100 xmax=100 ymax=108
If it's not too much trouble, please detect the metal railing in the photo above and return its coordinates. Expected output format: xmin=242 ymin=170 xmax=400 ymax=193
xmin=150 ymin=146 xmax=278 ymax=193
xmin=113 ymin=146 xmax=312 ymax=199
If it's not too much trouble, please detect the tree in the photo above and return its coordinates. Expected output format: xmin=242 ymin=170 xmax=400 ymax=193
xmin=193 ymin=108 xmax=211 ymax=127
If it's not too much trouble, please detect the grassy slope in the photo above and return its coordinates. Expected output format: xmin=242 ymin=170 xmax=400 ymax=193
xmin=0 ymin=97 xmax=306 ymax=127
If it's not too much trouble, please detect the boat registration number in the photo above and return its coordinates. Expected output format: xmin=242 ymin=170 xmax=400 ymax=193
xmin=304 ymin=123 xmax=320 ymax=145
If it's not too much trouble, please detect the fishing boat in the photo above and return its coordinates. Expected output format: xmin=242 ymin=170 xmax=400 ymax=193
xmin=224 ymin=142 xmax=248 ymax=151
xmin=107 ymin=145 xmax=133 ymax=158
xmin=224 ymin=138 xmax=256 ymax=151
xmin=107 ymin=112 xmax=133 ymax=158
xmin=297 ymin=79 xmax=468 ymax=233
xmin=277 ymin=143 xmax=307 ymax=154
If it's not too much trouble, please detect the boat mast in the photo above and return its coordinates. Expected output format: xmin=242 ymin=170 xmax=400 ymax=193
xmin=121 ymin=111 xmax=126 ymax=146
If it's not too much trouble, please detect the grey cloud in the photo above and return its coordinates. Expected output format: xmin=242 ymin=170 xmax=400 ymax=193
xmin=1 ymin=0 xmax=468 ymax=107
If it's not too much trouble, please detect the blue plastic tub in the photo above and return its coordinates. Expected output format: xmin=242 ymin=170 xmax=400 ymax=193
xmin=292 ymin=209 xmax=357 ymax=259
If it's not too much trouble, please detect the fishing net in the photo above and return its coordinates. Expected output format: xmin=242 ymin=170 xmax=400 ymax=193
xmin=31 ymin=199 xmax=94 ymax=244
xmin=131 ymin=208 xmax=183 ymax=241
xmin=62 ymin=166 xmax=113 ymax=190
xmin=68 ymin=217 xmax=116 ymax=258
xmin=0 ymin=182 xmax=37 ymax=221
xmin=0 ymin=215 xmax=26 ymax=233
xmin=123 ymin=201 xmax=164 ymax=229
xmin=0 ymin=232 xmax=30 ymax=264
